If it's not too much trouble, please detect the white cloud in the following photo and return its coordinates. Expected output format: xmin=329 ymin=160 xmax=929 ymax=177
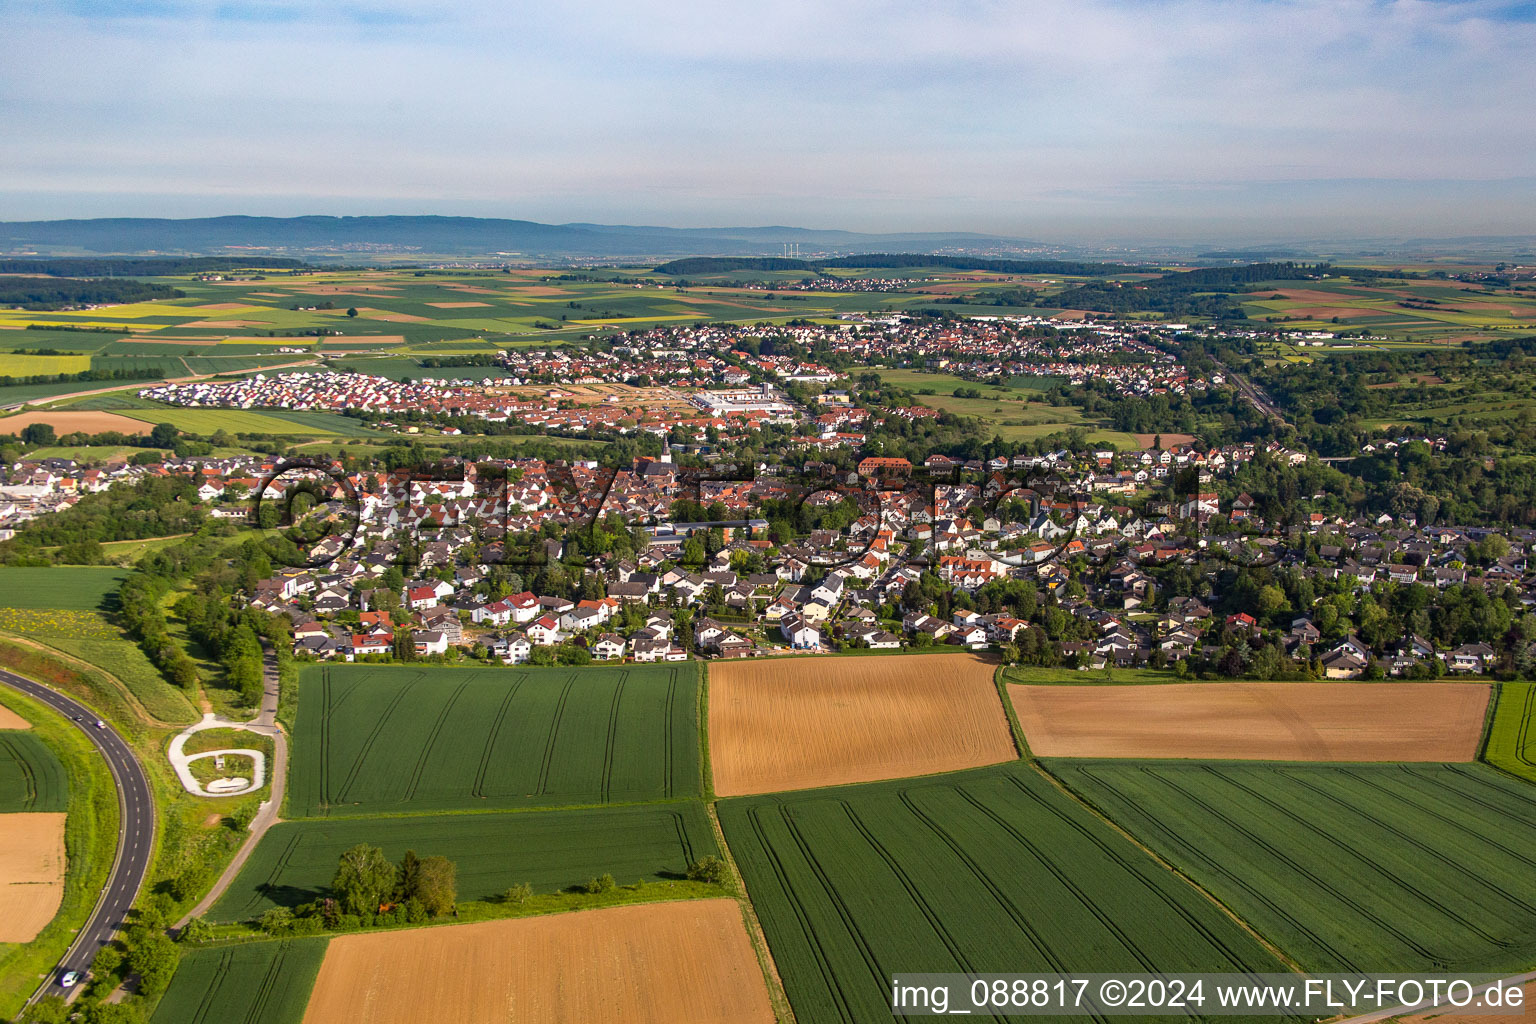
xmin=1 ymin=0 xmax=1533 ymax=237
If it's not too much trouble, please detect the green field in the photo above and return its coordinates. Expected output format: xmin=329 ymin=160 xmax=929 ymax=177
xmin=151 ymin=938 xmax=328 ymax=1024
xmin=208 ymin=801 xmax=717 ymax=921
xmin=290 ymin=663 xmax=699 ymax=817
xmin=0 ymin=606 xmax=195 ymax=723
xmin=0 ymin=567 xmax=127 ymax=610
xmin=719 ymin=763 xmax=1289 ymax=1024
xmin=1485 ymin=682 xmax=1536 ymax=785
xmin=0 ymin=731 xmax=68 ymax=812
xmin=870 ymin=367 xmax=1140 ymax=447
xmin=1051 ymin=761 xmax=1536 ymax=974
xmin=114 ymin=406 xmax=340 ymax=436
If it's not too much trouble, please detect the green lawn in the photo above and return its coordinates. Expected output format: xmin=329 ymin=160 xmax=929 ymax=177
xmin=719 ymin=762 xmax=1290 ymax=1024
xmin=1050 ymin=760 xmax=1536 ymax=974
xmin=208 ymin=801 xmax=718 ymax=922
xmin=290 ymin=663 xmax=699 ymax=817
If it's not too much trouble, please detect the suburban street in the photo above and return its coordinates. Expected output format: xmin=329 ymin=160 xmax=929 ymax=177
xmin=0 ymin=669 xmax=154 ymax=1006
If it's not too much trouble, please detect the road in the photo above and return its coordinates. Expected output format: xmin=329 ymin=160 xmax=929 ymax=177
xmin=0 ymin=669 xmax=154 ymax=1006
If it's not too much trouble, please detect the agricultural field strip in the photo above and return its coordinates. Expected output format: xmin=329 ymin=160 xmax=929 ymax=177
xmin=1485 ymin=682 xmax=1536 ymax=785
xmin=1049 ymin=761 xmax=1536 ymax=974
xmin=151 ymin=937 xmax=328 ymax=1024
xmin=206 ymin=800 xmax=717 ymax=922
xmin=0 ymin=731 xmax=68 ymax=812
xmin=720 ymin=762 xmax=1290 ymax=1024
xmin=294 ymin=663 xmax=696 ymax=817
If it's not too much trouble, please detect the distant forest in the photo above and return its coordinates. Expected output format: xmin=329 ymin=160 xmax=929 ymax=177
xmin=653 ymin=254 xmax=1144 ymax=276
xmin=0 ymin=276 xmax=183 ymax=310
xmin=1042 ymin=262 xmax=1406 ymax=319
xmin=0 ymin=256 xmax=307 ymax=277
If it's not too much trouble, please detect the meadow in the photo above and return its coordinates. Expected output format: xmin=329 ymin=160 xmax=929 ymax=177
xmin=0 ymin=732 xmax=68 ymax=812
xmin=718 ymin=762 xmax=1290 ymax=1024
xmin=150 ymin=937 xmax=328 ymax=1024
xmin=870 ymin=368 xmax=1140 ymax=447
xmin=289 ymin=663 xmax=699 ymax=817
xmin=1485 ymin=682 xmax=1535 ymax=785
xmin=1050 ymin=761 xmax=1536 ymax=974
xmin=207 ymin=801 xmax=718 ymax=921
xmin=0 ymin=605 xmax=196 ymax=723
xmin=0 ymin=567 xmax=127 ymax=610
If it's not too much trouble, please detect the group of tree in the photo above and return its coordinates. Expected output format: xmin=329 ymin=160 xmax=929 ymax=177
xmin=259 ymin=845 xmax=458 ymax=936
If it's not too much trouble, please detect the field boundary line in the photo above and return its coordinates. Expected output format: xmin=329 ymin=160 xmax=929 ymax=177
xmin=1476 ymin=681 xmax=1502 ymax=763
xmin=1030 ymin=760 xmax=1306 ymax=974
xmin=992 ymin=665 xmax=1032 ymax=760
xmin=698 ymin=662 xmax=715 ymax=801
xmin=707 ymin=802 xmax=797 ymax=1024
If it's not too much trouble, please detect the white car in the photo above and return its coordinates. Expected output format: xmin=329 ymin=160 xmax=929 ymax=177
xmin=59 ymin=970 xmax=80 ymax=988
xmin=94 ymin=720 xmax=105 ymax=730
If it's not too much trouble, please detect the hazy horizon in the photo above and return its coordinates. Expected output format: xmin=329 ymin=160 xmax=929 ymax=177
xmin=3 ymin=1 xmax=1534 ymax=243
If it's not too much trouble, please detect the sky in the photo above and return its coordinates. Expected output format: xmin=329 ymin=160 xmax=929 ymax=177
xmin=2 ymin=0 xmax=1534 ymax=243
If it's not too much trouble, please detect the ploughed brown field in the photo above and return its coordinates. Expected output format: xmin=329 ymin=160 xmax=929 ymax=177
xmin=0 ymin=410 xmax=148 ymax=435
xmin=709 ymin=653 xmax=1017 ymax=796
xmin=0 ymin=704 xmax=30 ymax=729
xmin=0 ymin=812 xmax=66 ymax=942
xmin=301 ymin=899 xmax=774 ymax=1024
xmin=1008 ymin=681 xmax=1490 ymax=761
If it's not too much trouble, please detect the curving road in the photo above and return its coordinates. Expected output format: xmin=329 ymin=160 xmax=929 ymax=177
xmin=0 ymin=669 xmax=154 ymax=1006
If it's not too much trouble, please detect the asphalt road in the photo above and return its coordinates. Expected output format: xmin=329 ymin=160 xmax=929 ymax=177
xmin=0 ymin=669 xmax=154 ymax=1004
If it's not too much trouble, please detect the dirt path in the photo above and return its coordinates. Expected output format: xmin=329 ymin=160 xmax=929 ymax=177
xmin=174 ymin=640 xmax=287 ymax=928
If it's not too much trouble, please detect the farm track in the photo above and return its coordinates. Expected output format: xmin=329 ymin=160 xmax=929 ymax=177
xmin=331 ymin=673 xmax=421 ymax=807
xmin=535 ymin=674 xmax=577 ymax=796
xmin=599 ymin=670 xmax=629 ymax=803
xmin=471 ymin=675 xmax=524 ymax=799
xmin=402 ymin=679 xmax=468 ymax=802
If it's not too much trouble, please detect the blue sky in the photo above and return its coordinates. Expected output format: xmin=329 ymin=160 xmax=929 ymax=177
xmin=1 ymin=0 xmax=1533 ymax=241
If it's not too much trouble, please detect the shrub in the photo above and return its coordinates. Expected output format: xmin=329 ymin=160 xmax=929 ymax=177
xmin=501 ymin=882 xmax=533 ymax=907
xmin=258 ymin=906 xmax=294 ymax=934
xmin=582 ymin=873 xmax=615 ymax=895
